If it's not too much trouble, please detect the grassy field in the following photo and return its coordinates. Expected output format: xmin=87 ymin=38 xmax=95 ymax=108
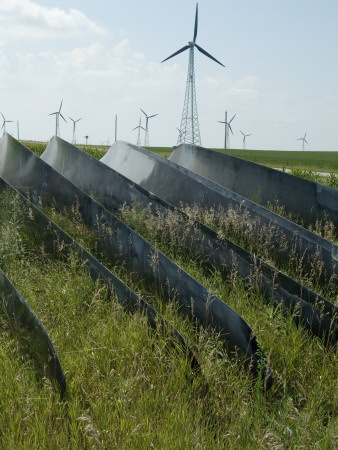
xmin=1 ymin=174 xmax=337 ymax=448
xmin=211 ymin=149 xmax=338 ymax=173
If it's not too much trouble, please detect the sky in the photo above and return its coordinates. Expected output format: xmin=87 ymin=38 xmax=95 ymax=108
xmin=0 ymin=0 xmax=338 ymax=150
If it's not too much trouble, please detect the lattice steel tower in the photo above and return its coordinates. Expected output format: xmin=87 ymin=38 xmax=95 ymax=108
xmin=179 ymin=46 xmax=201 ymax=145
xmin=162 ymin=3 xmax=224 ymax=146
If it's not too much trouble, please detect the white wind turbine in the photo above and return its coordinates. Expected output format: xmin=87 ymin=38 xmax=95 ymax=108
xmin=1 ymin=113 xmax=14 ymax=134
xmin=240 ymin=131 xmax=252 ymax=150
xmin=297 ymin=132 xmax=308 ymax=151
xmin=218 ymin=111 xmax=236 ymax=151
xmin=68 ymin=116 xmax=82 ymax=144
xmin=49 ymin=100 xmax=66 ymax=137
xmin=140 ymin=108 xmax=158 ymax=147
xmin=161 ymin=3 xmax=224 ymax=146
xmin=132 ymin=117 xmax=146 ymax=147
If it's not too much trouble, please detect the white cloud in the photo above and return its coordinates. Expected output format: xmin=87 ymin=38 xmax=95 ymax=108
xmin=112 ymin=39 xmax=129 ymax=57
xmin=227 ymin=76 xmax=260 ymax=101
xmin=0 ymin=0 xmax=107 ymax=40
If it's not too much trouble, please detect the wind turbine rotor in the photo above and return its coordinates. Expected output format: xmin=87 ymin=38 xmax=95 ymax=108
xmin=161 ymin=45 xmax=190 ymax=63
xmin=229 ymin=114 xmax=236 ymax=124
xmin=60 ymin=113 xmax=67 ymax=123
xmin=194 ymin=44 xmax=225 ymax=67
xmin=193 ymin=3 xmax=198 ymax=42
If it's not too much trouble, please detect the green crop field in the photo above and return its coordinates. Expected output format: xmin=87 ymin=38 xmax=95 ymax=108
xmin=212 ymin=149 xmax=338 ymax=173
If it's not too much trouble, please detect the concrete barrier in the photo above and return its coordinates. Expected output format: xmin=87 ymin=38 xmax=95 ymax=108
xmin=0 ymin=133 xmax=271 ymax=384
xmin=41 ymin=137 xmax=337 ymax=344
xmin=0 ymin=175 xmax=197 ymax=372
xmin=0 ymin=183 xmax=66 ymax=393
xmin=100 ymin=141 xmax=338 ymax=282
xmin=169 ymin=144 xmax=338 ymax=227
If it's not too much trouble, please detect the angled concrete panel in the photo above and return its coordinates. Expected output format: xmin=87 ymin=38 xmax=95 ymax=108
xmin=0 ymin=134 xmax=271 ymax=384
xmin=99 ymin=141 xmax=338 ymax=282
xmin=0 ymin=263 xmax=66 ymax=394
xmin=0 ymin=176 xmax=198 ymax=372
xmin=169 ymin=144 xmax=338 ymax=227
xmin=41 ymin=137 xmax=337 ymax=344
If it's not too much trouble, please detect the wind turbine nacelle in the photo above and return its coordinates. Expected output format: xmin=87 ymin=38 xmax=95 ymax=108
xmin=188 ymin=41 xmax=195 ymax=47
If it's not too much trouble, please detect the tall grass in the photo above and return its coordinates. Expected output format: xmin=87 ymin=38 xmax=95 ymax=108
xmin=1 ymin=188 xmax=337 ymax=447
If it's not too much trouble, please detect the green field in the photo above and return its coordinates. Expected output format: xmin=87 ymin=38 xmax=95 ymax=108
xmin=212 ymin=149 xmax=338 ymax=173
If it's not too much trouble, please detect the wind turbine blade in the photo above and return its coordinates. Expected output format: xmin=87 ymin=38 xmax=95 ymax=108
xmin=149 ymin=114 xmax=159 ymax=119
xmin=68 ymin=116 xmax=74 ymax=122
xmin=161 ymin=45 xmax=190 ymax=63
xmin=247 ymin=134 xmax=252 ymax=137
xmin=60 ymin=113 xmax=67 ymax=123
xmin=218 ymin=121 xmax=225 ymax=124
xmin=304 ymin=132 xmax=307 ymax=139
xmin=304 ymin=139 xmax=308 ymax=145
xmin=1 ymin=113 xmax=5 ymax=120
xmin=132 ymin=126 xmax=139 ymax=131
xmin=140 ymin=108 xmax=147 ymax=117
xmin=195 ymin=44 xmax=225 ymax=67
xmin=240 ymin=131 xmax=245 ymax=136
xmin=229 ymin=114 xmax=236 ymax=123
xmin=59 ymin=100 xmax=63 ymax=112
xmin=76 ymin=118 xmax=82 ymax=123
xmin=7 ymin=121 xmax=14 ymax=123
xmin=49 ymin=112 xmax=57 ymax=116
xmin=228 ymin=124 xmax=234 ymax=135
xmin=193 ymin=3 xmax=198 ymax=43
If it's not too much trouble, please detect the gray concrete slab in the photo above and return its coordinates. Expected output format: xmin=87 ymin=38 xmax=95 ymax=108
xmin=0 ymin=174 xmax=198 ymax=374
xmin=0 ymin=268 xmax=66 ymax=394
xmin=169 ymin=144 xmax=338 ymax=227
xmin=0 ymin=133 xmax=270 ymax=383
xmin=41 ymin=137 xmax=337 ymax=344
xmin=99 ymin=141 xmax=338 ymax=283
xmin=0 ymin=198 xmax=66 ymax=393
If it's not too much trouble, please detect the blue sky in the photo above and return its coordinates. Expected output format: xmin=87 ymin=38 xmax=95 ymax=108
xmin=0 ymin=0 xmax=337 ymax=150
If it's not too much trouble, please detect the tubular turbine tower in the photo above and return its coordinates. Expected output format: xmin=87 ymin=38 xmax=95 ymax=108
xmin=162 ymin=3 xmax=224 ymax=146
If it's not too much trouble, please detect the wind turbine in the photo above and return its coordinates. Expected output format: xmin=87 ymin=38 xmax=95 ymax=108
xmin=84 ymin=135 xmax=89 ymax=145
xmin=218 ymin=111 xmax=236 ymax=151
xmin=132 ymin=117 xmax=146 ymax=147
xmin=162 ymin=3 xmax=224 ymax=146
xmin=1 ymin=113 xmax=14 ymax=133
xmin=68 ymin=116 xmax=82 ymax=144
xmin=240 ymin=131 xmax=252 ymax=150
xmin=297 ymin=132 xmax=308 ymax=151
xmin=140 ymin=108 xmax=158 ymax=147
xmin=49 ymin=100 xmax=66 ymax=137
